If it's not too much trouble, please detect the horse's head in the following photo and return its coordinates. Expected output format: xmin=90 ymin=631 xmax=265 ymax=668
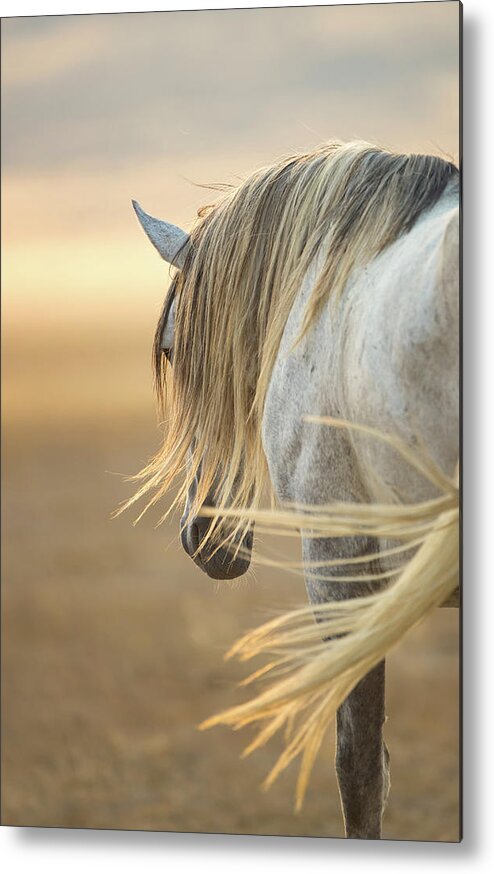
xmin=133 ymin=200 xmax=253 ymax=580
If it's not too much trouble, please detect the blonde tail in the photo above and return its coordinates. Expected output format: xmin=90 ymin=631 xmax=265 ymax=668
xmin=200 ymin=470 xmax=459 ymax=811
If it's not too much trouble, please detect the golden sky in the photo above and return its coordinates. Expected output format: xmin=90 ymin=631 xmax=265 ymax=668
xmin=2 ymin=3 xmax=460 ymax=336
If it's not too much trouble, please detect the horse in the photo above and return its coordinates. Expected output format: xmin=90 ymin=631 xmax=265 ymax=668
xmin=127 ymin=140 xmax=460 ymax=840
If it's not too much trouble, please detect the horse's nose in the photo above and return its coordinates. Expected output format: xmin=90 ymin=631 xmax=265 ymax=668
xmin=180 ymin=514 xmax=253 ymax=580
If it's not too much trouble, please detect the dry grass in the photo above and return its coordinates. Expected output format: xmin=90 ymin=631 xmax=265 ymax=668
xmin=1 ymin=331 xmax=459 ymax=839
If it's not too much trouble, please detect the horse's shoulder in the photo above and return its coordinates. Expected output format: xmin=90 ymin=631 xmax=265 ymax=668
xmin=262 ymin=185 xmax=459 ymax=506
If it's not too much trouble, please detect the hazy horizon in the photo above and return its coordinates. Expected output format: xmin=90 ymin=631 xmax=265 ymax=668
xmin=2 ymin=3 xmax=460 ymax=339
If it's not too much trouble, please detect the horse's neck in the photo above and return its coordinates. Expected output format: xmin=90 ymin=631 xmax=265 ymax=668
xmin=262 ymin=182 xmax=460 ymax=509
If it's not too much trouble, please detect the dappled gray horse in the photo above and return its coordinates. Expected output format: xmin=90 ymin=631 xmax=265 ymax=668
xmin=130 ymin=141 xmax=459 ymax=839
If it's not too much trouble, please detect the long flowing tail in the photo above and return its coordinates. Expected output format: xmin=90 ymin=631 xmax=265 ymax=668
xmin=199 ymin=423 xmax=459 ymax=810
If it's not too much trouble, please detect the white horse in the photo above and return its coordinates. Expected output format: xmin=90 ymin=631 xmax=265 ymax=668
xmin=129 ymin=141 xmax=460 ymax=839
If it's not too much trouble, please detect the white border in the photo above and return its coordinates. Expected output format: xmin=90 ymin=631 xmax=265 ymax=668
xmin=0 ymin=0 xmax=450 ymax=17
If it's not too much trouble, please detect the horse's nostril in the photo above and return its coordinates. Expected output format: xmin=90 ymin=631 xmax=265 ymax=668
xmin=180 ymin=520 xmax=201 ymax=557
xmin=189 ymin=522 xmax=200 ymax=554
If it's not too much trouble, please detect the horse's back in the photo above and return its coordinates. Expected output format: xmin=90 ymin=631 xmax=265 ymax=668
xmin=338 ymin=188 xmax=459 ymax=504
xmin=262 ymin=181 xmax=460 ymax=509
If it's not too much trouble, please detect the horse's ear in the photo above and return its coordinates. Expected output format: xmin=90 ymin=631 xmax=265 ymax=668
xmin=132 ymin=201 xmax=190 ymax=269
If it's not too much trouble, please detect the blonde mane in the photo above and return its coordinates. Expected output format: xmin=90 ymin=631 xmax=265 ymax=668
xmin=128 ymin=140 xmax=457 ymax=536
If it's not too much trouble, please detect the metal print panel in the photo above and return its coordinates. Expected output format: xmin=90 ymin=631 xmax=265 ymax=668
xmin=1 ymin=0 xmax=461 ymax=842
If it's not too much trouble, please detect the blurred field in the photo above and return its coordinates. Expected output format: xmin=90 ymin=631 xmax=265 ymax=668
xmin=1 ymin=2 xmax=460 ymax=844
xmin=1 ymin=329 xmax=459 ymax=841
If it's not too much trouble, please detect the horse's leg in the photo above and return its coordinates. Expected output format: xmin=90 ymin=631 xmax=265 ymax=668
xmin=303 ymin=536 xmax=390 ymax=840
xmin=335 ymin=660 xmax=389 ymax=839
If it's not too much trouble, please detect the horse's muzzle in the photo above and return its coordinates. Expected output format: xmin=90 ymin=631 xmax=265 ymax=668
xmin=180 ymin=515 xmax=253 ymax=580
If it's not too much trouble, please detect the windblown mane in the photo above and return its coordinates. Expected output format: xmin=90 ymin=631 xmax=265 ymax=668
xmin=128 ymin=140 xmax=458 ymax=537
